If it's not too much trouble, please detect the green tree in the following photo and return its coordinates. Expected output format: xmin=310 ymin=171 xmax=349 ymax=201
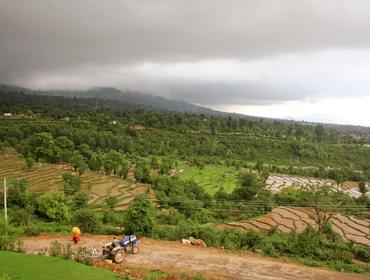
xmin=24 ymin=157 xmax=36 ymax=171
xmin=62 ymin=173 xmax=81 ymax=196
xmin=70 ymin=153 xmax=87 ymax=176
xmin=134 ymin=161 xmax=151 ymax=183
xmin=232 ymin=172 xmax=264 ymax=201
xmin=72 ymin=192 xmax=89 ymax=209
xmin=27 ymin=132 xmax=57 ymax=162
xmin=359 ymin=181 xmax=368 ymax=196
xmin=1 ymin=178 xmax=28 ymax=208
xmin=105 ymin=196 xmax=118 ymax=211
xmin=305 ymin=185 xmax=338 ymax=232
xmin=123 ymin=194 xmax=156 ymax=237
xmin=36 ymin=192 xmax=69 ymax=222
xmin=72 ymin=209 xmax=100 ymax=233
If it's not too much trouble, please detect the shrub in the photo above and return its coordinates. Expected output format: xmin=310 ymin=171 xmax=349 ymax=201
xmin=351 ymin=245 xmax=370 ymax=261
xmin=102 ymin=210 xmax=120 ymax=226
xmin=71 ymin=192 xmax=89 ymax=210
xmin=36 ymin=192 xmax=69 ymax=222
xmin=49 ymin=240 xmax=63 ymax=257
xmin=242 ymin=230 xmax=263 ymax=249
xmin=123 ymin=194 xmax=156 ymax=237
xmin=74 ymin=247 xmax=93 ymax=266
xmin=72 ymin=209 xmax=100 ymax=233
xmin=0 ymin=218 xmax=22 ymax=251
xmin=10 ymin=207 xmax=37 ymax=227
xmin=62 ymin=173 xmax=81 ymax=196
xmin=22 ymin=223 xmax=42 ymax=236
xmin=48 ymin=241 xmax=73 ymax=260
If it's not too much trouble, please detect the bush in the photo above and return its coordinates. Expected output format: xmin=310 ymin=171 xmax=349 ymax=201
xmin=0 ymin=218 xmax=22 ymax=251
xmin=49 ymin=240 xmax=63 ymax=257
xmin=123 ymin=194 xmax=156 ymax=237
xmin=36 ymin=192 xmax=69 ymax=222
xmin=62 ymin=173 xmax=81 ymax=196
xmin=102 ymin=210 xmax=120 ymax=226
xmin=242 ymin=230 xmax=263 ymax=249
xmin=48 ymin=241 xmax=73 ymax=260
xmin=74 ymin=247 xmax=93 ymax=266
xmin=351 ymin=245 xmax=370 ymax=261
xmin=10 ymin=207 xmax=37 ymax=227
xmin=72 ymin=209 xmax=100 ymax=233
xmin=22 ymin=223 xmax=42 ymax=236
xmin=71 ymin=192 xmax=89 ymax=210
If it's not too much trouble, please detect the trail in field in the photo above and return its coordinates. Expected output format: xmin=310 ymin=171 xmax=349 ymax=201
xmin=22 ymin=234 xmax=369 ymax=280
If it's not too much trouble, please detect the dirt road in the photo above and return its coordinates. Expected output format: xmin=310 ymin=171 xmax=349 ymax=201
xmin=22 ymin=234 xmax=369 ymax=280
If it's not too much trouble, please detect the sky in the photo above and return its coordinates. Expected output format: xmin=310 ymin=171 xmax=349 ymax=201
xmin=1 ymin=0 xmax=370 ymax=125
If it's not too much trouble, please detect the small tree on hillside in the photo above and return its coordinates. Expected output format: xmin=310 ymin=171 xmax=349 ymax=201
xmin=72 ymin=209 xmax=100 ymax=233
xmin=72 ymin=192 xmax=89 ymax=210
xmin=134 ymin=162 xmax=151 ymax=183
xmin=359 ymin=181 xmax=368 ymax=196
xmin=305 ymin=185 xmax=338 ymax=232
xmin=232 ymin=172 xmax=264 ymax=201
xmin=62 ymin=173 xmax=81 ymax=196
xmin=24 ymin=157 xmax=36 ymax=171
xmin=105 ymin=196 xmax=118 ymax=211
xmin=36 ymin=192 xmax=69 ymax=222
xmin=70 ymin=153 xmax=87 ymax=176
xmin=123 ymin=194 xmax=156 ymax=237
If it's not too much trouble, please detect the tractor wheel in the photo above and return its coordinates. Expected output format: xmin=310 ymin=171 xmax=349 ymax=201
xmin=113 ymin=249 xmax=125 ymax=264
xmin=132 ymin=247 xmax=139 ymax=254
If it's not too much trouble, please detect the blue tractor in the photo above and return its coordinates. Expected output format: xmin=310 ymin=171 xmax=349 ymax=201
xmin=102 ymin=235 xmax=139 ymax=263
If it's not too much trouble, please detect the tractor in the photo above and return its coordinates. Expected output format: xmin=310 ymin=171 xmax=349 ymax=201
xmin=101 ymin=235 xmax=139 ymax=264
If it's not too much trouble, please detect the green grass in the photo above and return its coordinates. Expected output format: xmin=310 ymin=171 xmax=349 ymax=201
xmin=176 ymin=162 xmax=240 ymax=195
xmin=0 ymin=251 xmax=120 ymax=280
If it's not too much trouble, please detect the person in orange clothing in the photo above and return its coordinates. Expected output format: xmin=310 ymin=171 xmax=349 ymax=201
xmin=72 ymin=226 xmax=81 ymax=244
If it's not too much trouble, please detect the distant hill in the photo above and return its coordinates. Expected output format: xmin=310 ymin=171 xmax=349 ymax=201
xmin=0 ymin=84 xmax=220 ymax=115
xmin=1 ymin=84 xmax=370 ymax=134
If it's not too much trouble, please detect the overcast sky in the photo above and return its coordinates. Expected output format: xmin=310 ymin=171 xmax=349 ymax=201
xmin=1 ymin=0 xmax=370 ymax=125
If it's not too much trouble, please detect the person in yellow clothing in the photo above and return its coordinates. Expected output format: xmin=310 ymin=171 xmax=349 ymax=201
xmin=72 ymin=226 xmax=81 ymax=244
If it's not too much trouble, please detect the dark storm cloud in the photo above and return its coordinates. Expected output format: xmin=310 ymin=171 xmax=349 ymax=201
xmin=1 ymin=0 xmax=370 ymax=104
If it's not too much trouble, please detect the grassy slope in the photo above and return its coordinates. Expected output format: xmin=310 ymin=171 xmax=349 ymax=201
xmin=176 ymin=161 xmax=239 ymax=195
xmin=0 ymin=251 xmax=118 ymax=280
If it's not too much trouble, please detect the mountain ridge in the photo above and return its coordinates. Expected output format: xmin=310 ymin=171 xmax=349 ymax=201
xmin=0 ymin=84 xmax=220 ymax=115
xmin=1 ymin=84 xmax=370 ymax=134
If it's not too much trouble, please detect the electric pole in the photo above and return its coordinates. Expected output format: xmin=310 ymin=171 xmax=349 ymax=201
xmin=3 ymin=177 xmax=7 ymax=224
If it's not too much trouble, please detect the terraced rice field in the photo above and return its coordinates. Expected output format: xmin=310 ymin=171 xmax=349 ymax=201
xmin=218 ymin=207 xmax=370 ymax=246
xmin=0 ymin=147 xmax=150 ymax=209
xmin=266 ymin=174 xmax=370 ymax=198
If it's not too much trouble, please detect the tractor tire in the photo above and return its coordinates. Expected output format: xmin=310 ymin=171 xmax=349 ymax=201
xmin=132 ymin=247 xmax=139 ymax=254
xmin=113 ymin=249 xmax=125 ymax=264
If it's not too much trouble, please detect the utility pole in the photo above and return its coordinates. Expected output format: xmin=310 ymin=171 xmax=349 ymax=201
xmin=3 ymin=177 xmax=7 ymax=225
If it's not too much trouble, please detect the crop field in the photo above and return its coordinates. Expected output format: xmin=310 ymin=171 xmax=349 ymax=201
xmin=266 ymin=174 xmax=370 ymax=198
xmin=175 ymin=161 xmax=240 ymax=195
xmin=218 ymin=206 xmax=370 ymax=246
xmin=0 ymin=147 xmax=150 ymax=209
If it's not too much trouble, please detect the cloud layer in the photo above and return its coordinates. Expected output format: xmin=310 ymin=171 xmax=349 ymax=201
xmin=1 ymin=0 xmax=370 ymax=122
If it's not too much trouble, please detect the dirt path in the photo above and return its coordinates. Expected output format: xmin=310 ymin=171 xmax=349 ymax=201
xmin=22 ymin=234 xmax=369 ymax=280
